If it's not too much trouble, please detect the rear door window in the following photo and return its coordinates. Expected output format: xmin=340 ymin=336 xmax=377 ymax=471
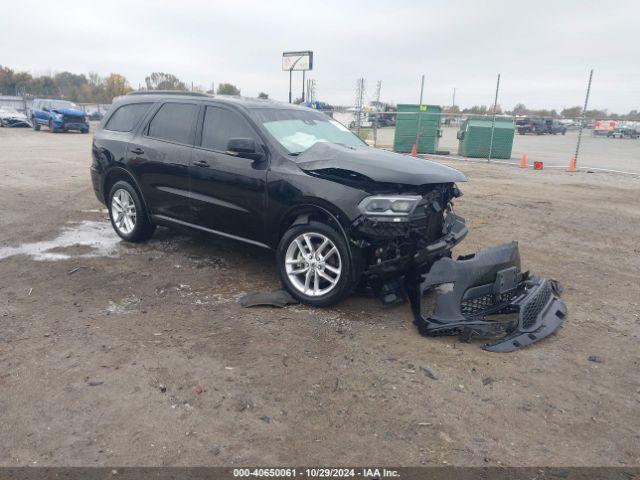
xmin=201 ymin=106 xmax=256 ymax=151
xmin=147 ymin=102 xmax=198 ymax=145
xmin=105 ymin=103 xmax=152 ymax=132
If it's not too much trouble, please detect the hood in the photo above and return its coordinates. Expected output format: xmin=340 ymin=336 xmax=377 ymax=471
xmin=52 ymin=108 xmax=86 ymax=116
xmin=296 ymin=142 xmax=467 ymax=187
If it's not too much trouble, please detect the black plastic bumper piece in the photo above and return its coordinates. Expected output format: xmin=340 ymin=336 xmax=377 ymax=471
xmin=407 ymin=242 xmax=567 ymax=352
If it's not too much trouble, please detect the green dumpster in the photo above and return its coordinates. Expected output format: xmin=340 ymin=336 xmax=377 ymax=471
xmin=393 ymin=104 xmax=441 ymax=154
xmin=456 ymin=117 xmax=515 ymax=159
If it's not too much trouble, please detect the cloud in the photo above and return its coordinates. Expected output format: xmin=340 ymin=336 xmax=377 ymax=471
xmin=1 ymin=0 xmax=638 ymax=111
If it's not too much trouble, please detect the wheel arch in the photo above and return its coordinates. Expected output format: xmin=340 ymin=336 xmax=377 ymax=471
xmin=277 ymin=203 xmax=361 ymax=281
xmin=102 ymin=166 xmax=153 ymax=223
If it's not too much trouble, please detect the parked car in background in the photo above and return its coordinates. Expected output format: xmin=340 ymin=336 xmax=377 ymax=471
xmin=544 ymin=119 xmax=567 ymax=135
xmin=607 ymin=127 xmax=639 ymax=139
xmin=516 ymin=116 xmax=545 ymax=135
xmin=86 ymin=109 xmax=104 ymax=121
xmin=300 ymin=101 xmax=334 ymax=118
xmin=0 ymin=106 xmax=31 ymax=127
xmin=31 ymin=98 xmax=90 ymax=133
xmin=367 ymin=101 xmax=397 ymax=127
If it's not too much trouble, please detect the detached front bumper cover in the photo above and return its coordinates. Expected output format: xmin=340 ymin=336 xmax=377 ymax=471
xmin=407 ymin=242 xmax=567 ymax=352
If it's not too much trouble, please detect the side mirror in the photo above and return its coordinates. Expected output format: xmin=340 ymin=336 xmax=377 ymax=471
xmin=226 ymin=137 xmax=262 ymax=160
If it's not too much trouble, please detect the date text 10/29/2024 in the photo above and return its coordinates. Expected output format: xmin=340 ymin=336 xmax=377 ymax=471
xmin=232 ymin=468 xmax=400 ymax=478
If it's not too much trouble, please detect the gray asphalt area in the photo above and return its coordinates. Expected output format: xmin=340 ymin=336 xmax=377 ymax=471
xmin=332 ymin=113 xmax=640 ymax=174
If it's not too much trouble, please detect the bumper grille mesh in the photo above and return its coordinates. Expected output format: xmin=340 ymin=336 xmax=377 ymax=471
xmin=521 ymin=281 xmax=552 ymax=329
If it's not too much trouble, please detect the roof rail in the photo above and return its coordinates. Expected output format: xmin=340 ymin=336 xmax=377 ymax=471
xmin=128 ymin=90 xmax=210 ymax=97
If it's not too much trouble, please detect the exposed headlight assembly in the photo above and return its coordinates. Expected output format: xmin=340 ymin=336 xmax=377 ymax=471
xmin=358 ymin=195 xmax=421 ymax=221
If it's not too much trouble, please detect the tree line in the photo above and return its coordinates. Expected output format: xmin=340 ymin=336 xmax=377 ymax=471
xmin=0 ymin=66 xmax=245 ymax=104
xmin=445 ymin=103 xmax=640 ymax=120
xmin=1 ymin=65 xmax=636 ymax=118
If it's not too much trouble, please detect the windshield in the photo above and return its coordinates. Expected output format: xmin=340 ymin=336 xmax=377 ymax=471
xmin=50 ymin=100 xmax=80 ymax=111
xmin=252 ymin=108 xmax=366 ymax=154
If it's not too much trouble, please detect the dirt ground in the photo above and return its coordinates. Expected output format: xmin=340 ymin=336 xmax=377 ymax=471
xmin=1 ymin=126 xmax=639 ymax=467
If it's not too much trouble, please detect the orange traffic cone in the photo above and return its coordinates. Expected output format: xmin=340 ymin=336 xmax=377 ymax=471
xmin=520 ymin=153 xmax=527 ymax=168
xmin=410 ymin=144 xmax=417 ymax=156
xmin=568 ymin=156 xmax=576 ymax=172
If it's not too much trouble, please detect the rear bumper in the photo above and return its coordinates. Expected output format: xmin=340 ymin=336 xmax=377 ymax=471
xmin=407 ymin=242 xmax=567 ymax=352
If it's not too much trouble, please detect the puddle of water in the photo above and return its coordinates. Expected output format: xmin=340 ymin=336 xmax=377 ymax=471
xmin=0 ymin=220 xmax=122 ymax=261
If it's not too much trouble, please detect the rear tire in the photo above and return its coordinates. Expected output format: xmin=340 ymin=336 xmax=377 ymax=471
xmin=108 ymin=180 xmax=156 ymax=242
xmin=277 ymin=220 xmax=354 ymax=307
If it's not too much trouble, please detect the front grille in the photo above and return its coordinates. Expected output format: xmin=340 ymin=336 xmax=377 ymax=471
xmin=63 ymin=114 xmax=85 ymax=123
xmin=521 ymin=281 xmax=552 ymax=329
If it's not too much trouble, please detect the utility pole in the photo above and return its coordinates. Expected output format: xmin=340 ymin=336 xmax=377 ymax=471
xmin=372 ymin=81 xmax=382 ymax=146
xmin=574 ymin=69 xmax=594 ymax=168
xmin=302 ymin=70 xmax=305 ymax=103
xmin=355 ymin=78 xmax=365 ymax=135
xmin=488 ymin=73 xmax=501 ymax=163
xmin=374 ymin=81 xmax=382 ymax=103
xmin=414 ymin=74 xmax=425 ymax=153
xmin=452 ymin=87 xmax=456 ymax=109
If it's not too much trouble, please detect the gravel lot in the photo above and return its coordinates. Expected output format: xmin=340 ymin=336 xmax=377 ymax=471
xmin=1 ymin=126 xmax=639 ymax=466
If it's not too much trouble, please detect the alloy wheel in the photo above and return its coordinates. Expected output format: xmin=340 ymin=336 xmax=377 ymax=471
xmin=285 ymin=232 xmax=342 ymax=297
xmin=111 ymin=189 xmax=137 ymax=235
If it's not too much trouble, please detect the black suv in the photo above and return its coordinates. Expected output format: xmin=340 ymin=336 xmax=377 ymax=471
xmin=91 ymin=92 xmax=466 ymax=306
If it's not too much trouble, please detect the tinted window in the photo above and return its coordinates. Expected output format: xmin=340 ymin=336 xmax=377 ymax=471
xmin=201 ymin=106 xmax=255 ymax=151
xmin=147 ymin=102 xmax=198 ymax=144
xmin=105 ymin=103 xmax=152 ymax=132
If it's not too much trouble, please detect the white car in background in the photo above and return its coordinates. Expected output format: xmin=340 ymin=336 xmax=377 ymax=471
xmin=0 ymin=106 xmax=31 ymax=127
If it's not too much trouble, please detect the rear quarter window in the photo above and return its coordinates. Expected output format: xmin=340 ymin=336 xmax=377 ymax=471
xmin=105 ymin=103 xmax=152 ymax=132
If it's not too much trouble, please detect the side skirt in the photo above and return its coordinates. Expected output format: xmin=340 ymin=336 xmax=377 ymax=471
xmin=152 ymin=214 xmax=272 ymax=250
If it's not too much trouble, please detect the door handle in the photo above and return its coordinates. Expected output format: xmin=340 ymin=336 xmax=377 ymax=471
xmin=193 ymin=159 xmax=210 ymax=168
xmin=130 ymin=147 xmax=144 ymax=155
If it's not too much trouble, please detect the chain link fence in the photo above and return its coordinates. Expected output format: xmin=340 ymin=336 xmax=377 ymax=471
xmin=331 ymin=110 xmax=640 ymax=176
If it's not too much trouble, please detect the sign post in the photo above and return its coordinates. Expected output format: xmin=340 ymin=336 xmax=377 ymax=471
xmin=282 ymin=51 xmax=313 ymax=103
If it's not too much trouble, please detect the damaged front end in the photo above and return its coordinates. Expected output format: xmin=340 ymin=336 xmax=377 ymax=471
xmin=348 ymin=183 xmax=566 ymax=352
xmin=406 ymin=242 xmax=566 ymax=352
xmin=350 ymin=183 xmax=467 ymax=279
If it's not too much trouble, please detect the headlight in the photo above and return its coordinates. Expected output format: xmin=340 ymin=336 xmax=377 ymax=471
xmin=54 ymin=113 xmax=63 ymax=120
xmin=358 ymin=195 xmax=421 ymax=220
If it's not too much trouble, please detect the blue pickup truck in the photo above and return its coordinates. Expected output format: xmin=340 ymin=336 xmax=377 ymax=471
xmin=31 ymin=99 xmax=90 ymax=133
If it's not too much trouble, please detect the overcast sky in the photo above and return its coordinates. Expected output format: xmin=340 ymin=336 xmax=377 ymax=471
xmin=1 ymin=0 xmax=638 ymax=112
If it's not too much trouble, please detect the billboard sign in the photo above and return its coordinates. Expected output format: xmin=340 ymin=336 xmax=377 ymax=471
xmin=282 ymin=51 xmax=313 ymax=71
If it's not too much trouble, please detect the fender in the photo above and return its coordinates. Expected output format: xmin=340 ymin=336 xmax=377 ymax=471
xmin=102 ymin=165 xmax=154 ymax=223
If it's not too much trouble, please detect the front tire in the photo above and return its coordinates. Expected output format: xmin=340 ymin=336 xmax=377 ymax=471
xmin=49 ymin=120 xmax=57 ymax=133
xmin=32 ymin=118 xmax=40 ymax=131
xmin=277 ymin=221 xmax=353 ymax=307
xmin=108 ymin=180 xmax=156 ymax=242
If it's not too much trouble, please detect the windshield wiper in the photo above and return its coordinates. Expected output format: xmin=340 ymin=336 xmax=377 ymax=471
xmin=289 ymin=151 xmax=303 ymax=156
